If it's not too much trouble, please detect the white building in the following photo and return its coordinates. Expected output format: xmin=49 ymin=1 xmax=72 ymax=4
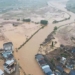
xmin=0 ymin=69 xmax=4 ymax=75
xmin=60 ymin=57 xmax=66 ymax=65
xmin=3 ymin=42 xmax=13 ymax=52
xmin=4 ymin=59 xmax=15 ymax=74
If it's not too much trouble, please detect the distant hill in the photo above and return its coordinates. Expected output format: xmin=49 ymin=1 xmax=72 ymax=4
xmin=66 ymin=0 xmax=75 ymax=13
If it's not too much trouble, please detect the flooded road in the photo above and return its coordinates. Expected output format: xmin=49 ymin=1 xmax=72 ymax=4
xmin=15 ymin=6 xmax=75 ymax=75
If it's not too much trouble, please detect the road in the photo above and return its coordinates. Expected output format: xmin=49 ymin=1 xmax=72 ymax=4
xmin=15 ymin=3 xmax=75 ymax=75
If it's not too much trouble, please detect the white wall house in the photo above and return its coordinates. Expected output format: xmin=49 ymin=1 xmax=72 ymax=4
xmin=3 ymin=42 xmax=13 ymax=52
xmin=4 ymin=59 xmax=15 ymax=74
xmin=0 ymin=69 xmax=4 ymax=75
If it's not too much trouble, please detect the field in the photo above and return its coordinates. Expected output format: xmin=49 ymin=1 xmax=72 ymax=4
xmin=56 ymin=23 xmax=75 ymax=46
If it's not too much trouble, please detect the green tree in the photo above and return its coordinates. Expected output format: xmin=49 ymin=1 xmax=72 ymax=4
xmin=54 ymin=26 xmax=58 ymax=31
xmin=40 ymin=20 xmax=48 ymax=25
xmin=23 ymin=19 xmax=31 ymax=22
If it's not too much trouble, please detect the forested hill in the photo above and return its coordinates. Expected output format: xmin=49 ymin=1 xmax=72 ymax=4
xmin=66 ymin=0 xmax=75 ymax=13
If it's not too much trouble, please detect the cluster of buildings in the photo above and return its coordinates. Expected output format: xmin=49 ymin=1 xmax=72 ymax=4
xmin=48 ymin=45 xmax=75 ymax=75
xmin=35 ymin=54 xmax=54 ymax=75
xmin=59 ymin=45 xmax=75 ymax=75
xmin=0 ymin=42 xmax=16 ymax=75
xmin=37 ymin=44 xmax=75 ymax=75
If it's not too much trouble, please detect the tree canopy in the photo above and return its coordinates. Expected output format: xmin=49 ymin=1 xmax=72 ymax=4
xmin=23 ymin=19 xmax=31 ymax=22
xmin=40 ymin=20 xmax=48 ymax=25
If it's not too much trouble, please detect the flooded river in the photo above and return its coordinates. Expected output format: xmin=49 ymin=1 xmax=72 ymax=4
xmin=17 ymin=23 xmax=54 ymax=75
xmin=16 ymin=15 xmax=75 ymax=75
xmin=14 ymin=3 xmax=75 ymax=75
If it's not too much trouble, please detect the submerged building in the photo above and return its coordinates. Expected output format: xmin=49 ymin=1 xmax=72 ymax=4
xmin=0 ymin=69 xmax=4 ymax=75
xmin=3 ymin=42 xmax=13 ymax=52
xmin=4 ymin=59 xmax=15 ymax=74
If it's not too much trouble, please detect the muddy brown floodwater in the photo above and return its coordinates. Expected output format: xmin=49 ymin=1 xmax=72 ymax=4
xmin=15 ymin=10 xmax=75 ymax=75
xmin=17 ymin=24 xmax=55 ymax=75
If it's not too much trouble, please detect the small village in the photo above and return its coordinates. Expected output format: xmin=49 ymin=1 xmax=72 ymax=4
xmin=0 ymin=14 xmax=74 ymax=75
xmin=45 ymin=44 xmax=75 ymax=75
xmin=0 ymin=42 xmax=19 ymax=75
xmin=37 ymin=27 xmax=75 ymax=75
xmin=0 ymin=0 xmax=75 ymax=75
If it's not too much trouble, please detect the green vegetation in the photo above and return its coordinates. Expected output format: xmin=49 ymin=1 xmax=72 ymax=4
xmin=40 ymin=20 xmax=48 ymax=25
xmin=51 ymin=41 xmax=54 ymax=48
xmin=60 ymin=53 xmax=68 ymax=58
xmin=23 ymin=19 xmax=31 ymax=22
xmin=66 ymin=0 xmax=75 ymax=13
xmin=54 ymin=26 xmax=58 ymax=31
xmin=53 ymin=26 xmax=58 ymax=34
xmin=53 ymin=20 xmax=58 ymax=24
xmin=50 ymin=58 xmax=55 ymax=67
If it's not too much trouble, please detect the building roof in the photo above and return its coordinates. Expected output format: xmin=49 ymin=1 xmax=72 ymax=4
xmin=66 ymin=65 xmax=74 ymax=70
xmin=54 ymin=71 xmax=61 ymax=75
xmin=35 ymin=54 xmax=44 ymax=60
xmin=72 ymin=49 xmax=75 ymax=53
xmin=5 ymin=59 xmax=14 ymax=66
xmin=35 ymin=54 xmax=47 ymax=66
xmin=2 ymin=51 xmax=12 ymax=59
xmin=42 ymin=65 xmax=53 ymax=75
xmin=3 ymin=42 xmax=13 ymax=46
xmin=56 ymin=65 xmax=64 ymax=72
xmin=70 ymin=70 xmax=75 ymax=75
xmin=0 ymin=69 xmax=4 ymax=75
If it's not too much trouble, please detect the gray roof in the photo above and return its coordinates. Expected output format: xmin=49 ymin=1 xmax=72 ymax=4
xmin=43 ymin=67 xmax=52 ymax=73
xmin=35 ymin=54 xmax=44 ymax=61
xmin=3 ymin=42 xmax=13 ymax=46
xmin=56 ymin=65 xmax=64 ymax=72
xmin=70 ymin=70 xmax=75 ymax=75
xmin=54 ymin=71 xmax=61 ymax=75
xmin=2 ymin=51 xmax=13 ymax=59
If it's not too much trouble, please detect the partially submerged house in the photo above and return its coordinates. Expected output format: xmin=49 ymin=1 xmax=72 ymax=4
xmin=2 ymin=51 xmax=13 ymax=60
xmin=2 ymin=42 xmax=14 ymax=60
xmin=0 ymin=42 xmax=16 ymax=74
xmin=3 ymin=42 xmax=13 ymax=52
xmin=35 ymin=54 xmax=55 ymax=75
xmin=4 ymin=59 xmax=15 ymax=74
xmin=0 ymin=69 xmax=4 ymax=75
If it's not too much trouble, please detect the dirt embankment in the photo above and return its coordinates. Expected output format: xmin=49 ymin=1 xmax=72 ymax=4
xmin=56 ymin=23 xmax=75 ymax=46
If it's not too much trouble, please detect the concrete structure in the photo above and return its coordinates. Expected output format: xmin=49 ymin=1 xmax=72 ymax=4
xmin=2 ymin=42 xmax=14 ymax=60
xmin=60 ymin=57 xmax=66 ymax=65
xmin=35 ymin=54 xmax=54 ymax=75
xmin=3 ymin=42 xmax=13 ymax=52
xmin=2 ymin=51 xmax=13 ymax=60
xmin=4 ymin=59 xmax=15 ymax=74
xmin=0 ymin=69 xmax=4 ymax=75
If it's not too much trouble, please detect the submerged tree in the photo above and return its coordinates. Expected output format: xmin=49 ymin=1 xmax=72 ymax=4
xmin=54 ymin=26 xmax=58 ymax=31
xmin=23 ymin=19 xmax=31 ymax=22
xmin=40 ymin=20 xmax=48 ymax=25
